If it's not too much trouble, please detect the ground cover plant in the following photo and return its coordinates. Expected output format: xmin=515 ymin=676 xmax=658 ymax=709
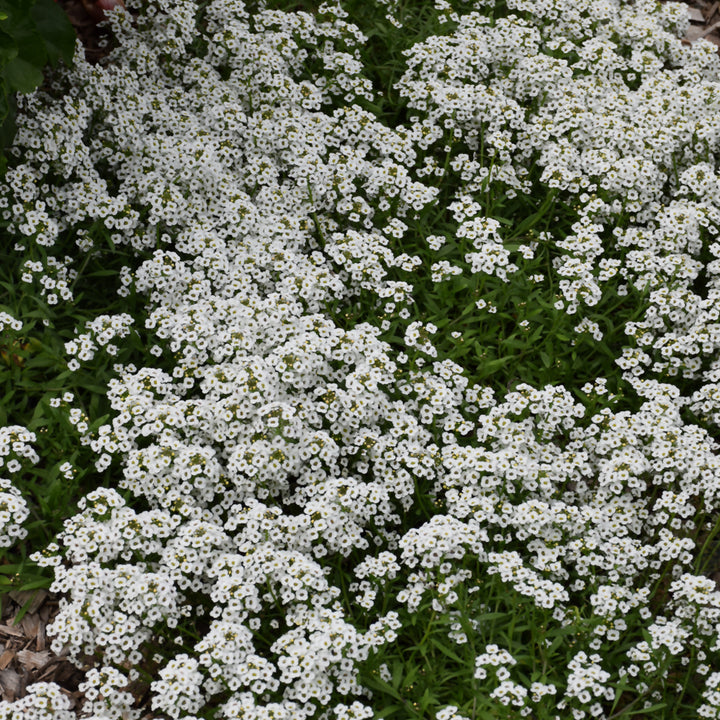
xmin=1 ymin=0 xmax=720 ymax=717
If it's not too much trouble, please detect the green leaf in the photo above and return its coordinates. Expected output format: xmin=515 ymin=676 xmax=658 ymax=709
xmin=1 ymin=55 xmax=43 ymax=93
xmin=12 ymin=587 xmax=46 ymax=625
xmin=477 ymin=709 xmax=502 ymax=720
xmin=626 ymin=702 xmax=666 ymax=715
xmin=75 ymin=381 xmax=111 ymax=394
xmin=0 ymin=89 xmax=15 ymax=145
xmin=391 ymin=659 xmax=403 ymax=691
xmin=363 ymin=672 xmax=404 ymax=702
xmin=373 ymin=705 xmax=402 ymax=719
xmin=87 ymin=269 xmax=122 ymax=278
xmin=500 ymin=336 xmax=527 ymax=350
xmin=0 ymin=28 xmax=17 ymax=63
xmin=31 ymin=0 xmax=76 ymax=67
xmin=540 ymin=350 xmax=552 ymax=368
xmin=508 ymin=191 xmax=556 ymax=239
xmin=17 ymin=577 xmax=51 ymax=592
xmin=478 ymin=357 xmax=510 ymax=374
xmin=418 ymin=687 xmax=436 ymax=711
xmin=545 ymin=626 xmax=578 ymax=655
xmin=428 ymin=635 xmax=464 ymax=663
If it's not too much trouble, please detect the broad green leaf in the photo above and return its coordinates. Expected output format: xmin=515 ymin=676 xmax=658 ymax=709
xmin=0 ymin=28 xmax=17 ymax=62
xmin=31 ymin=0 xmax=76 ymax=67
xmin=0 ymin=89 xmax=15 ymax=144
xmin=2 ymin=55 xmax=43 ymax=93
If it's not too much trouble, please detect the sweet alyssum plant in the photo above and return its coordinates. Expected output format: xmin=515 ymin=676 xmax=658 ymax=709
xmin=1 ymin=0 xmax=720 ymax=718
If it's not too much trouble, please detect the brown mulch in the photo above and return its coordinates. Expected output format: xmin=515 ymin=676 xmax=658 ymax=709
xmin=678 ymin=0 xmax=720 ymax=46
xmin=0 ymin=588 xmax=84 ymax=708
xmin=0 ymin=0 xmax=716 ymax=712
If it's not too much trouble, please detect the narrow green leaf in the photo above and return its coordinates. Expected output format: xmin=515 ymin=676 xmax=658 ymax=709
xmin=418 ymin=687 xmax=436 ymax=711
xmin=627 ymin=702 xmax=666 ymax=715
xmin=373 ymin=705 xmax=402 ymax=719
xmin=478 ymin=357 xmax=510 ymax=373
xmin=363 ymin=673 xmax=404 ymax=702
xmin=500 ymin=336 xmax=526 ymax=350
xmin=428 ymin=635 xmax=464 ymax=663
xmin=391 ymin=659 xmax=403 ymax=691
xmin=12 ymin=588 xmax=43 ymax=624
xmin=17 ymin=577 xmax=51 ymax=592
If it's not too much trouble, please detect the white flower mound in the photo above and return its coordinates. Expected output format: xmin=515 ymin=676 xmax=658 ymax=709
xmin=0 ymin=0 xmax=718 ymax=718
xmin=0 ymin=426 xmax=35 ymax=547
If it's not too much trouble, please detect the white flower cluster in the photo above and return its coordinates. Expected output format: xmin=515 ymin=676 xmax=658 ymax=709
xmin=2 ymin=0 xmax=720 ymax=718
xmin=0 ymin=312 xmax=22 ymax=334
xmin=699 ymin=671 xmax=720 ymax=719
xmin=77 ymin=665 xmax=137 ymax=720
xmin=0 ymin=683 xmax=74 ymax=720
xmin=64 ymin=313 xmax=136 ymax=368
xmin=0 ymin=426 xmax=36 ymax=547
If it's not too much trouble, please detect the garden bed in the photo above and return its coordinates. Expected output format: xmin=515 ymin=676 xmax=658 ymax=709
xmin=1 ymin=1 xmax=720 ymax=718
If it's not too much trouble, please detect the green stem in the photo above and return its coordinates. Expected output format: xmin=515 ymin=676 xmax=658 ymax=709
xmin=607 ymin=674 xmax=665 ymax=720
xmin=417 ymin=608 xmax=436 ymax=651
xmin=695 ymin=514 xmax=720 ymax=576
xmin=68 ymin=250 xmax=95 ymax=297
xmin=336 ymin=554 xmax=353 ymax=615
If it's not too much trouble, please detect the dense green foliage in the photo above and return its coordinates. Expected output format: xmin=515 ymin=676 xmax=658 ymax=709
xmin=0 ymin=0 xmax=75 ymax=172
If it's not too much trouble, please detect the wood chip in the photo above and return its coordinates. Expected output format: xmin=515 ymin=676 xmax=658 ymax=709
xmin=36 ymin=621 xmax=45 ymax=652
xmin=8 ymin=590 xmax=48 ymax=617
xmin=0 ymin=624 xmax=23 ymax=638
xmin=698 ymin=19 xmax=720 ymax=39
xmin=688 ymin=7 xmax=706 ymax=23
xmin=37 ymin=656 xmax=69 ymax=682
xmin=15 ymin=650 xmax=52 ymax=671
xmin=38 ymin=602 xmax=54 ymax=624
xmin=710 ymin=1 xmax=720 ymax=22
xmin=0 ymin=650 xmax=13 ymax=671
xmin=0 ymin=669 xmax=22 ymax=701
xmin=20 ymin=614 xmax=39 ymax=640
